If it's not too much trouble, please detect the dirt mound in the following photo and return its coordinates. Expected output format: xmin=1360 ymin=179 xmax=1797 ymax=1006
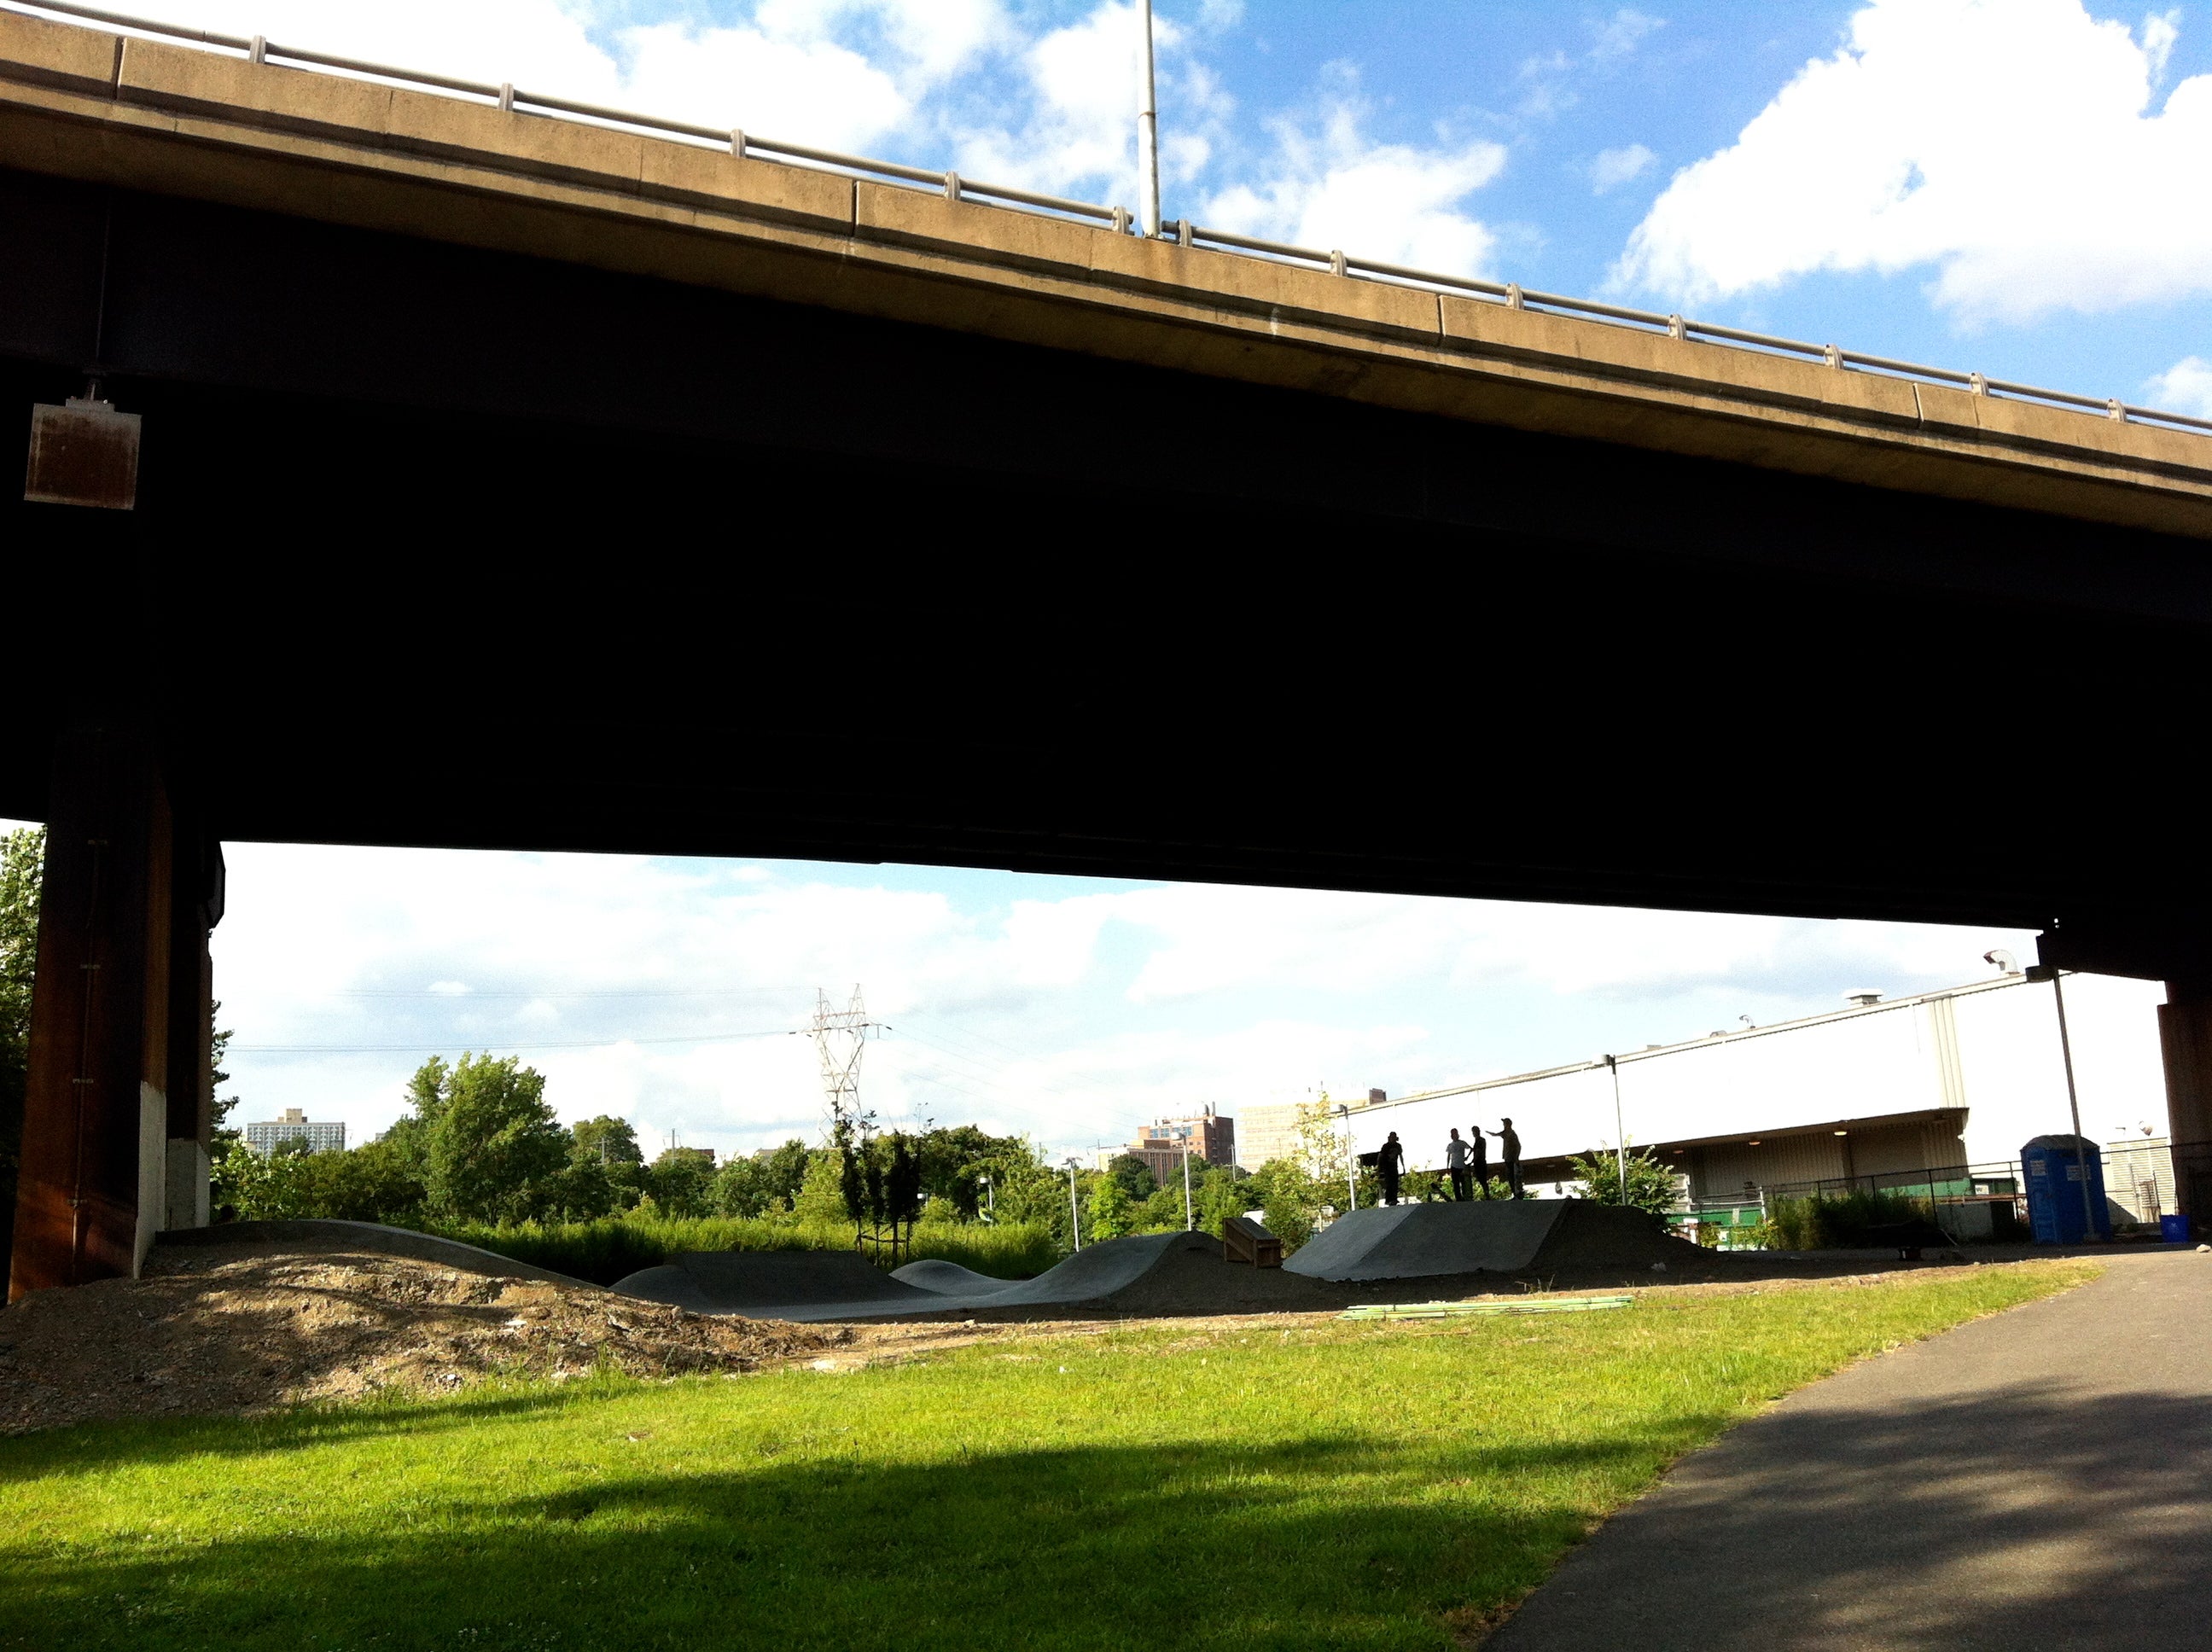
xmin=1534 ymin=1202 xmax=1712 ymax=1273
xmin=0 ymin=1248 xmax=842 ymax=1436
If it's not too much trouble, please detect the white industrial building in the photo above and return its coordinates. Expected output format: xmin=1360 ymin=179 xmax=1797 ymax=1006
xmin=1338 ymin=964 xmax=2171 ymax=1219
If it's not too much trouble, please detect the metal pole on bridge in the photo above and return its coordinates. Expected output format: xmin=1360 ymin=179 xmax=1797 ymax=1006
xmin=1138 ymin=0 xmax=1161 ymax=236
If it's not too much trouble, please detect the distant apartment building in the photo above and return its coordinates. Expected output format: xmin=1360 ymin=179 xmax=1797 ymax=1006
xmin=1123 ymin=1108 xmax=1237 ymax=1185
xmin=1237 ymin=1091 xmax=1387 ymax=1171
xmin=245 ymin=1108 xmax=346 ymax=1155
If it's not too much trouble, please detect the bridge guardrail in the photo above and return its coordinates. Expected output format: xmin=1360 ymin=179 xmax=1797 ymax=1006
xmin=9 ymin=0 xmax=2212 ymax=440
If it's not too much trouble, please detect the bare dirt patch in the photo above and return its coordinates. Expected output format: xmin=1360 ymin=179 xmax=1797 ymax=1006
xmin=0 ymin=1248 xmax=848 ymax=1435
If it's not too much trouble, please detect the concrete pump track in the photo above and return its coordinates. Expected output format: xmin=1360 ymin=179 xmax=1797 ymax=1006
xmin=609 ymin=1201 xmax=1701 ymax=1323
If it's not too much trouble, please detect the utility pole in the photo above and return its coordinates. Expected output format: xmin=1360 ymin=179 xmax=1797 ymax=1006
xmin=1137 ymin=0 xmax=1161 ymax=236
xmin=1065 ymin=1158 xmax=1084 ymax=1250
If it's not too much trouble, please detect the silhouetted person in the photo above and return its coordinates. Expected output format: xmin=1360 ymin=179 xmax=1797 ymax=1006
xmin=1377 ymin=1131 xmax=1405 ymax=1207
xmin=1495 ymin=1118 xmax=1522 ymax=1199
xmin=1467 ymin=1123 xmax=1488 ymax=1196
xmin=1444 ymin=1128 xmax=1472 ymax=1201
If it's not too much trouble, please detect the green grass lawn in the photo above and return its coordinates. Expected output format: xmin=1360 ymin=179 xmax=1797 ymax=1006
xmin=0 ymin=1263 xmax=2093 ymax=1652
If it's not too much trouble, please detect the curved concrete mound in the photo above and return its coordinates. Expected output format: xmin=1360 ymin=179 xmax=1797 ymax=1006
xmin=153 ymin=1219 xmax=596 ymax=1288
xmin=1284 ymin=1200 xmax=1681 ymax=1283
xmin=888 ymin=1259 xmax=1017 ymax=1295
xmin=618 ymin=1234 xmax=1195 ymax=1323
xmin=613 ymin=1250 xmax=947 ymax=1317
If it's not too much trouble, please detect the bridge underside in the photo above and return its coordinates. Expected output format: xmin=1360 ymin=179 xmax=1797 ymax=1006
xmin=8 ymin=166 xmax=2212 ymax=1294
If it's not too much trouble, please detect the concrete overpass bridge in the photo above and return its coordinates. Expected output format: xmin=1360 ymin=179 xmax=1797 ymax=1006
xmin=7 ymin=5 xmax=2212 ymax=1296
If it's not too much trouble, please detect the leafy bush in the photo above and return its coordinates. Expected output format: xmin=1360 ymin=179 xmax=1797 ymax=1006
xmin=430 ymin=1214 xmax=1060 ymax=1286
xmin=1569 ymin=1146 xmax=1681 ymax=1219
xmin=1765 ymin=1190 xmax=1933 ymax=1249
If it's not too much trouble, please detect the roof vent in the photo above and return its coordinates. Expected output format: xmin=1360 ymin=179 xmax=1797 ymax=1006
xmin=1843 ymin=990 xmax=1882 ymax=1009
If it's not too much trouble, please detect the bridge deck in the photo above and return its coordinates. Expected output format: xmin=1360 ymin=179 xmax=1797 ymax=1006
xmin=3 ymin=8 xmax=2209 ymax=538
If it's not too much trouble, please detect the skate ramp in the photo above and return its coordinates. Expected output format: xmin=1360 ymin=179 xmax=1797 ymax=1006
xmin=890 ymin=1259 xmax=1020 ymax=1296
xmin=616 ymin=1233 xmax=1194 ymax=1322
xmin=154 ymin=1219 xmax=594 ymax=1288
xmin=1284 ymin=1201 xmax=1571 ymax=1282
xmin=612 ymin=1250 xmax=946 ymax=1317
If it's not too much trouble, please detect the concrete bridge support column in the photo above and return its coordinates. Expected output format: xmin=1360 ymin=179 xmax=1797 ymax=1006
xmin=2157 ymin=980 xmax=2212 ymax=1223
xmin=6 ymin=725 xmax=215 ymax=1301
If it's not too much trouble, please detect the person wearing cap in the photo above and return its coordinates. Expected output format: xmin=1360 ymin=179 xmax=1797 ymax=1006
xmin=1494 ymin=1118 xmax=1523 ymax=1199
xmin=1377 ymin=1131 xmax=1406 ymax=1207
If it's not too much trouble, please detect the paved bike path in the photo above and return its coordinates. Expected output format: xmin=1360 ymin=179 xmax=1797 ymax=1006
xmin=1491 ymin=1250 xmax=2212 ymax=1652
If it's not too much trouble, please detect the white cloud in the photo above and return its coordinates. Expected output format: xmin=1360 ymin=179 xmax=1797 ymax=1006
xmin=108 ymin=0 xmax=1003 ymax=154
xmin=1202 ymin=76 xmax=1506 ymax=274
xmin=1591 ymin=142 xmax=1655 ymax=193
xmin=1617 ymin=0 xmax=2212 ymax=323
xmin=2144 ymin=7 xmax=2182 ymax=80
xmin=2145 ymin=353 xmax=2212 ymax=414
xmin=147 ymin=829 xmax=2051 ymax=1165
xmin=1589 ymin=8 xmax=1665 ymax=61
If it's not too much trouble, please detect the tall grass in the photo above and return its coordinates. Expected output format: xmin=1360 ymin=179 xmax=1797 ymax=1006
xmin=431 ymin=1215 xmax=1059 ymax=1286
xmin=1766 ymin=1190 xmax=1934 ymax=1250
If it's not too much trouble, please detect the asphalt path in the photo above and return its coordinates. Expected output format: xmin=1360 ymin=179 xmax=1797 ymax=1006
xmin=1490 ymin=1249 xmax=2212 ymax=1652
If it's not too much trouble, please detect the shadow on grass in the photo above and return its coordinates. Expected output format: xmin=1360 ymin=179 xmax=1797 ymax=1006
xmin=0 ymin=1425 xmax=1680 ymax=1652
xmin=0 ymin=1380 xmax=626 ymax=1486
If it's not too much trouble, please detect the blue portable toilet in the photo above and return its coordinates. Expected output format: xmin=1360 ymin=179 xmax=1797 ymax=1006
xmin=2022 ymin=1136 xmax=2111 ymax=1243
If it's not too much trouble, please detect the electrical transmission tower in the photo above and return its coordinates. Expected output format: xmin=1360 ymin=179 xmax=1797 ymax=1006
xmin=810 ymin=986 xmax=876 ymax=1136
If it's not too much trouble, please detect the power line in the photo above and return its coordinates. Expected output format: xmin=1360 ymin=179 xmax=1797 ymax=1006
xmin=234 ymin=1027 xmax=797 ymax=1055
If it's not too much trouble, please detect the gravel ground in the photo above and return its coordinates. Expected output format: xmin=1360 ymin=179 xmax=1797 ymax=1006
xmin=0 ymin=1247 xmax=846 ymax=1435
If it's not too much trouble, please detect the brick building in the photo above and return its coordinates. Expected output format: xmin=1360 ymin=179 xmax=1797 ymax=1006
xmin=1124 ymin=1108 xmax=1236 ymax=1186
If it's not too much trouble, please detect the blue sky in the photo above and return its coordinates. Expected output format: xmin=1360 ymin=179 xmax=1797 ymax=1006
xmin=13 ymin=0 xmax=2199 ymax=1156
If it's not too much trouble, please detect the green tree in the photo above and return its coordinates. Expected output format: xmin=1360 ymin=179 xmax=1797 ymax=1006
xmin=982 ymin=1147 xmax=1084 ymax=1251
xmin=646 ymin=1146 xmax=719 ymax=1219
xmin=0 ymin=827 xmax=43 ymax=1283
xmin=420 ymin=1053 xmax=570 ymax=1224
xmin=570 ymin=1115 xmax=642 ymax=1166
xmin=911 ymin=1123 xmax=1029 ymax=1216
xmin=711 ymin=1138 xmax=811 ymax=1217
xmin=1103 ymin=1153 xmax=1155 ymax=1206
xmin=1193 ymin=1165 xmax=1249 ymax=1237
xmin=1138 ymin=1181 xmax=1187 ymax=1232
xmin=224 ymin=1133 xmax=428 ymax=1223
xmin=1569 ymin=1146 xmax=1680 ymax=1219
xmin=793 ymin=1149 xmax=849 ymax=1227
xmin=1087 ymin=1172 xmax=1134 ymax=1240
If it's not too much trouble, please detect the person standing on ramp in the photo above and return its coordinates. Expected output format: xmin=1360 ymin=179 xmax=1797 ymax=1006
xmin=1444 ymin=1129 xmax=1472 ymax=1201
xmin=1378 ymin=1131 xmax=1406 ymax=1206
xmin=1468 ymin=1120 xmax=1489 ymax=1196
xmin=1494 ymin=1118 xmax=1523 ymax=1199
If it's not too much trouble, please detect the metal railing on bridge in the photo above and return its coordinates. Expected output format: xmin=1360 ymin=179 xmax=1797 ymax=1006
xmin=12 ymin=0 xmax=2212 ymax=440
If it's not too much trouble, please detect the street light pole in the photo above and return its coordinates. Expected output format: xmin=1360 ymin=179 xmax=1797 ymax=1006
xmin=1137 ymin=0 xmax=1161 ymax=236
xmin=2050 ymin=969 xmax=2099 ymax=1240
xmin=1179 ymin=1126 xmax=1195 ymax=1230
xmin=1065 ymin=1159 xmax=1083 ymax=1251
xmin=1603 ymin=1055 xmax=1627 ymax=1199
xmin=1337 ymin=1102 xmax=1357 ymax=1211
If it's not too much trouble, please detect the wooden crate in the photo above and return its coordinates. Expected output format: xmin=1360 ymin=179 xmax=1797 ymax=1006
xmin=1223 ymin=1215 xmax=1284 ymax=1268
